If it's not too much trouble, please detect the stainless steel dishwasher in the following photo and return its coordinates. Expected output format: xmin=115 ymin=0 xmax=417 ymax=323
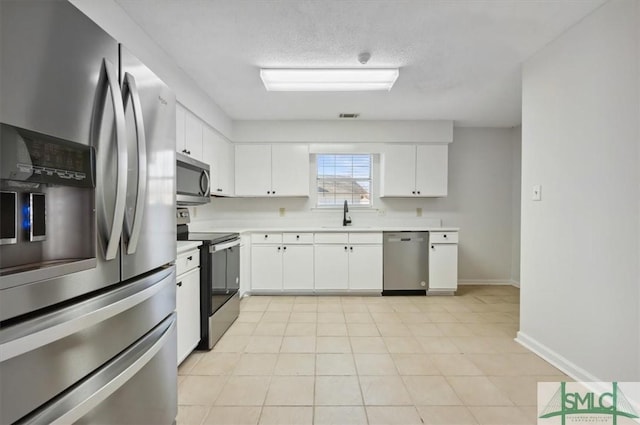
xmin=383 ymin=232 xmax=429 ymax=295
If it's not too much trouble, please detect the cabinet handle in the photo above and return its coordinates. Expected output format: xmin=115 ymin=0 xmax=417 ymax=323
xmin=277 ymin=246 xmax=281 ymax=251
xmin=182 ymin=149 xmax=188 ymax=154
xmin=417 ymin=191 xmax=421 ymax=195
xmin=412 ymin=191 xmax=416 ymax=194
xmin=344 ymin=246 xmax=348 ymax=251
xmin=431 ymin=245 xmax=435 ymax=250
xmin=296 ymin=235 xmax=300 ymax=239
xmin=272 ymin=191 xmax=276 ymax=195
xmin=264 ymin=235 xmax=268 ymax=239
xmin=283 ymin=246 xmax=287 ymax=251
xmin=177 ymin=281 xmax=183 ymax=287
xmin=443 ymin=234 xmax=447 ymax=238
xmin=350 ymin=246 xmax=353 ymax=252
xmin=217 ymin=188 xmax=222 ymax=192
xmin=267 ymin=191 xmax=271 ymax=194
xmin=187 ymin=256 xmax=192 ymax=261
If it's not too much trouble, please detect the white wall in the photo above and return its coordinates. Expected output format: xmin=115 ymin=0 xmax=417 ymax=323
xmin=70 ymin=0 xmax=232 ymax=139
xmin=511 ymin=126 xmax=522 ymax=284
xmin=233 ymin=120 xmax=453 ymax=143
xmin=519 ymin=0 xmax=639 ymax=381
xmin=194 ymin=126 xmax=520 ymax=282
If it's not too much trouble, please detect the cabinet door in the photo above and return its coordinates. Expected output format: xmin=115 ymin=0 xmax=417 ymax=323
xmin=184 ymin=111 xmax=203 ymax=160
xmin=176 ymin=104 xmax=186 ymax=154
xmin=348 ymin=245 xmax=383 ymax=291
xmin=239 ymin=236 xmax=251 ymax=296
xmin=235 ymin=144 xmax=272 ymax=196
xmin=202 ymin=124 xmax=216 ymax=181
xmin=314 ymin=245 xmax=348 ymax=290
xmin=283 ymin=245 xmax=314 ymax=290
xmin=380 ymin=145 xmax=417 ymax=197
xmin=428 ymin=243 xmax=458 ymax=292
xmin=176 ymin=268 xmax=200 ymax=365
xmin=217 ymin=138 xmax=234 ymax=196
xmin=251 ymin=245 xmax=283 ymax=290
xmin=271 ymin=144 xmax=309 ymax=196
xmin=415 ymin=145 xmax=448 ymax=197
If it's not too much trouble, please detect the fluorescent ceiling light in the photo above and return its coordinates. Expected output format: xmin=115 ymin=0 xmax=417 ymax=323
xmin=260 ymin=68 xmax=399 ymax=91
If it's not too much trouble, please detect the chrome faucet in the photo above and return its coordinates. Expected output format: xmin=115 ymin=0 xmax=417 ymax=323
xmin=343 ymin=200 xmax=352 ymax=226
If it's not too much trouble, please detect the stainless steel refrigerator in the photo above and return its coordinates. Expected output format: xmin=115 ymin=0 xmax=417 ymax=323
xmin=0 ymin=1 xmax=177 ymax=423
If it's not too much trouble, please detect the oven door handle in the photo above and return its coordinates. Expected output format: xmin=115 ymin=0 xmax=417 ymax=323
xmin=208 ymin=239 xmax=240 ymax=253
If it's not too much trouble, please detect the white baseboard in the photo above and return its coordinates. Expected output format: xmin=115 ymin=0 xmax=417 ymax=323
xmin=458 ymin=279 xmax=513 ymax=285
xmin=510 ymin=280 xmax=520 ymax=288
xmin=515 ymin=331 xmax=601 ymax=382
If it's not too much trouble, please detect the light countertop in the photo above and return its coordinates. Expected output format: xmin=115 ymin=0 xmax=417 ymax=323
xmin=176 ymin=241 xmax=202 ymax=254
xmin=188 ymin=226 xmax=459 ymax=234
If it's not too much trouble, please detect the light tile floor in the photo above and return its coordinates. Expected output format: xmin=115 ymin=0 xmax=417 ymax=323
xmin=177 ymin=286 xmax=569 ymax=425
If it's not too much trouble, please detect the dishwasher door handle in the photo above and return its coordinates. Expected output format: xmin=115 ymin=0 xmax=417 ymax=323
xmin=387 ymin=237 xmax=425 ymax=243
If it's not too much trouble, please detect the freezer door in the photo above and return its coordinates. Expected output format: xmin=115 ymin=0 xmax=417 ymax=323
xmin=120 ymin=46 xmax=177 ymax=280
xmin=19 ymin=313 xmax=177 ymax=425
xmin=0 ymin=266 xmax=176 ymax=424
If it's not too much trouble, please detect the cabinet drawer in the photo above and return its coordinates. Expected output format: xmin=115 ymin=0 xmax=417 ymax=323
xmin=429 ymin=232 xmax=458 ymax=244
xmin=283 ymin=232 xmax=314 ymax=244
xmin=251 ymin=233 xmax=283 ymax=244
xmin=349 ymin=232 xmax=382 ymax=244
xmin=176 ymin=249 xmax=200 ymax=276
xmin=314 ymin=232 xmax=348 ymax=244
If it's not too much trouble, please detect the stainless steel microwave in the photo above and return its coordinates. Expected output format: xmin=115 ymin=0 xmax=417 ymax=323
xmin=176 ymin=152 xmax=210 ymax=206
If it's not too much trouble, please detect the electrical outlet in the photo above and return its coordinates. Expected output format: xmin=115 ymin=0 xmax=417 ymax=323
xmin=279 ymin=207 xmax=285 ymax=217
xmin=416 ymin=207 xmax=423 ymax=217
xmin=532 ymin=185 xmax=542 ymax=201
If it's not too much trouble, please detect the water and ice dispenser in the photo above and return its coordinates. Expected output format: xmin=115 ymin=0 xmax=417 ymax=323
xmin=0 ymin=123 xmax=96 ymax=282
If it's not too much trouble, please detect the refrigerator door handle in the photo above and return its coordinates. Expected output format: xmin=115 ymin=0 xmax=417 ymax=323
xmin=122 ymin=72 xmax=147 ymax=255
xmin=102 ymin=58 xmax=128 ymax=261
xmin=19 ymin=315 xmax=176 ymax=425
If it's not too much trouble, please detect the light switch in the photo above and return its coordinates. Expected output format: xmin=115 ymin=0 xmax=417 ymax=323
xmin=532 ymin=185 xmax=542 ymax=201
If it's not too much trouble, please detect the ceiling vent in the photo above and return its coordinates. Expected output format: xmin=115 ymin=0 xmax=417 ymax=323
xmin=339 ymin=113 xmax=360 ymax=119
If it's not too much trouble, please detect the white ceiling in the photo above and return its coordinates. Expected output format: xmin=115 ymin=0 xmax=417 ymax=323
xmin=115 ymin=0 xmax=605 ymax=126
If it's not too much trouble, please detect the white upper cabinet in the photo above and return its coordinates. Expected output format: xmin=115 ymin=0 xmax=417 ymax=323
xmin=235 ymin=144 xmax=272 ymax=196
xmin=203 ymin=125 xmax=234 ymax=196
xmin=380 ymin=144 xmax=448 ymax=197
xmin=176 ymin=104 xmax=203 ymax=162
xmin=235 ymin=144 xmax=309 ymax=197
xmin=415 ymin=145 xmax=448 ymax=197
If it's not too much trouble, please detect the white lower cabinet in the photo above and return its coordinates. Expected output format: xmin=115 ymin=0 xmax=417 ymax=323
xmin=314 ymin=233 xmax=383 ymax=292
xmin=314 ymin=245 xmax=349 ymax=290
xmin=176 ymin=246 xmax=201 ymax=365
xmin=251 ymin=233 xmax=314 ymax=292
xmin=428 ymin=232 xmax=458 ymax=293
xmin=348 ymin=245 xmax=382 ymax=290
xmin=251 ymin=245 xmax=283 ymax=291
xmin=283 ymin=245 xmax=314 ymax=290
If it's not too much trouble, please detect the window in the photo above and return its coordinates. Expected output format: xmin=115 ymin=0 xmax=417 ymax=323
xmin=316 ymin=154 xmax=372 ymax=207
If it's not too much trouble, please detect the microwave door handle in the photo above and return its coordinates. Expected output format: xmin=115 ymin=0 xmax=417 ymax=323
xmin=122 ymin=72 xmax=147 ymax=255
xmin=103 ymin=59 xmax=128 ymax=261
xmin=200 ymin=169 xmax=210 ymax=196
